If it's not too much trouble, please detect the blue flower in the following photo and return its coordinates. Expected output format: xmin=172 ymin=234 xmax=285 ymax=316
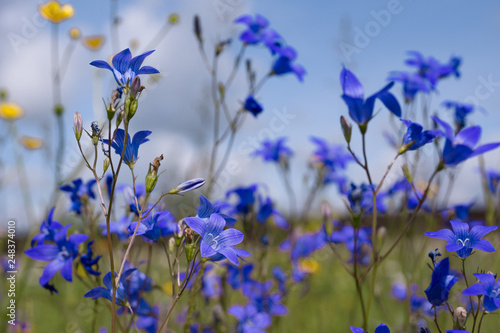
xmin=242 ymin=280 xmax=288 ymax=316
xmin=226 ymin=263 xmax=254 ymax=290
xmin=462 ymin=273 xmax=500 ymax=312
xmin=31 ymin=207 xmax=63 ymax=246
xmin=184 ymin=213 xmax=245 ymax=265
xmin=25 ymin=225 xmax=88 ymax=286
xmin=244 ymin=95 xmax=263 ymax=117
xmin=331 ymin=224 xmax=372 ymax=265
xmin=424 ymin=220 xmax=497 ymax=258
xmin=288 ymin=225 xmax=328 ymax=262
xmin=401 ymin=119 xmax=442 ymax=151
xmin=102 ymin=129 xmax=151 ymax=168
xmin=226 ymin=185 xmax=258 ymax=215
xmin=272 ymin=46 xmax=306 ymax=81
xmin=310 ymin=136 xmax=353 ymax=170
xmin=128 ymin=211 xmax=175 ymax=242
xmin=197 ymin=195 xmax=236 ymax=226
xmin=387 ymin=71 xmax=429 ymax=103
xmin=350 ymin=323 xmax=390 ymax=333
xmin=234 ymin=14 xmax=270 ymax=45
xmin=80 ymin=241 xmax=101 ymax=276
xmin=272 ymin=266 xmax=287 ymax=293
xmin=90 ymin=48 xmax=159 ymax=87
xmin=171 ymin=178 xmax=206 ymax=194
xmin=340 ymin=67 xmax=401 ymax=126
xmin=442 ymin=100 xmax=475 ymax=131
xmin=256 ymin=195 xmax=289 ymax=230
xmin=424 ymin=257 xmax=457 ymax=306
xmin=433 ymin=116 xmax=500 ymax=167
xmin=100 ymin=215 xmax=131 ymax=241
xmin=84 ymin=269 xmax=136 ymax=306
xmin=253 ymin=137 xmax=293 ymax=163
xmin=228 ymin=304 xmax=271 ymax=333
xmin=405 ymin=51 xmax=461 ymax=89
xmin=59 ymin=179 xmax=96 ymax=214
xmin=485 ymin=169 xmax=500 ymax=194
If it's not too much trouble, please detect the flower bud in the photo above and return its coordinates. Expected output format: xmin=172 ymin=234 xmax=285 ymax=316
xmin=453 ymin=307 xmax=467 ymax=329
xmin=398 ymin=140 xmax=416 ymax=154
xmin=145 ymin=155 xmax=163 ymax=193
xmin=194 ymin=15 xmax=202 ymax=44
xmin=116 ymin=110 xmax=124 ymax=127
xmin=103 ymin=157 xmax=110 ymax=173
xmin=169 ymin=178 xmax=206 ymax=194
xmin=73 ymin=112 xmax=82 ymax=141
xmin=130 ymin=76 xmax=143 ymax=99
xmin=340 ymin=116 xmax=352 ymax=144
xmin=185 ymin=241 xmax=196 ymax=262
xmin=90 ymin=121 xmax=100 ymax=146
xmin=168 ymin=237 xmax=175 ymax=253
xmin=125 ymin=97 xmax=138 ymax=121
xmin=402 ymin=164 xmax=413 ymax=184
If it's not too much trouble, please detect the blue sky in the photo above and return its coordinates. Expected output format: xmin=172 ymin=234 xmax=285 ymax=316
xmin=1 ymin=0 xmax=500 ymax=229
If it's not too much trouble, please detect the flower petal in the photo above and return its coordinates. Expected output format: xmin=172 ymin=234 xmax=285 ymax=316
xmin=201 ymin=240 xmax=217 ymax=258
xmin=184 ymin=217 xmax=206 ymax=236
xmin=217 ymin=229 xmax=244 ymax=248
xmin=205 ymin=213 xmax=226 ymax=236
xmin=449 ymin=220 xmax=469 ymax=235
xmin=129 ymin=50 xmax=155 ymax=74
xmin=25 ymin=244 xmax=59 ymax=261
xmin=217 ymin=247 xmax=239 ymax=265
xmin=471 ymin=239 xmax=495 ymax=252
xmin=112 ymin=48 xmax=132 ymax=74
xmin=462 ymin=282 xmax=487 ymax=296
xmin=424 ymin=228 xmax=454 ymax=242
xmin=60 ymin=258 xmax=73 ymax=282
xmin=340 ymin=68 xmax=364 ymax=99
xmin=39 ymin=258 xmax=65 ymax=286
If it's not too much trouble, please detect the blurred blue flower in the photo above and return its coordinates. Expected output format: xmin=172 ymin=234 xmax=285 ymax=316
xmin=226 ymin=185 xmax=258 ymax=215
xmin=272 ymin=266 xmax=287 ymax=293
xmin=234 ymin=14 xmax=270 ymax=45
xmin=340 ymin=67 xmax=401 ymax=126
xmin=424 ymin=257 xmax=457 ymax=306
xmin=462 ymin=273 xmax=500 ymax=312
xmin=405 ymin=51 xmax=461 ymax=89
xmin=401 ymin=119 xmax=442 ymax=151
xmin=331 ymin=224 xmax=372 ymax=265
xmin=433 ymin=116 xmax=500 ymax=167
xmin=272 ymin=46 xmax=306 ymax=81
xmin=485 ymin=169 xmax=500 ymax=194
xmin=184 ymin=213 xmax=245 ymax=265
xmin=442 ymin=100 xmax=475 ymax=131
xmin=228 ymin=304 xmax=271 ymax=333
xmin=242 ymin=280 xmax=288 ymax=316
xmin=31 ymin=207 xmax=63 ymax=246
xmin=100 ymin=215 xmax=131 ymax=241
xmin=253 ymin=137 xmax=293 ymax=163
xmin=351 ymin=323 xmax=390 ymax=333
xmin=84 ymin=269 xmax=136 ymax=306
xmin=128 ymin=211 xmax=175 ymax=242
xmin=424 ymin=220 xmax=497 ymax=258
xmin=256 ymin=195 xmax=289 ymax=230
xmin=90 ymin=48 xmax=159 ymax=87
xmin=102 ymin=129 xmax=151 ymax=168
xmin=25 ymin=225 xmax=88 ymax=286
xmin=387 ymin=71 xmax=429 ymax=103
xmin=244 ymin=95 xmax=263 ymax=117
xmin=226 ymin=263 xmax=254 ymax=290
xmin=80 ymin=241 xmax=101 ymax=276
xmin=59 ymin=179 xmax=96 ymax=214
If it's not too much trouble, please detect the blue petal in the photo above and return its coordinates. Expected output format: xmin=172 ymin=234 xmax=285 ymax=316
xmin=432 ymin=116 xmax=454 ymax=141
xmin=60 ymin=258 xmax=73 ymax=282
xmin=228 ymin=305 xmax=245 ymax=320
xmin=25 ymin=244 xmax=59 ymax=261
xmin=201 ymin=240 xmax=217 ymax=257
xmin=469 ymin=225 xmax=497 ymax=240
xmin=137 ymin=66 xmax=159 ymax=75
xmin=39 ymin=258 xmax=65 ymax=286
xmin=217 ymin=247 xmax=239 ymax=265
xmin=90 ymin=60 xmax=113 ymax=71
xmin=449 ymin=220 xmax=469 ymax=235
xmin=469 ymin=142 xmax=500 ymax=159
xmin=112 ymin=49 xmax=132 ymax=74
xmin=443 ymin=144 xmax=473 ymax=166
xmin=472 ymin=273 xmax=496 ymax=287
xmin=129 ymin=50 xmax=155 ymax=74
xmin=471 ymin=239 xmax=495 ymax=252
xmin=377 ymin=91 xmax=401 ymax=117
xmin=69 ymin=234 xmax=88 ymax=247
xmin=205 ymin=213 xmax=226 ymax=236
xmin=342 ymin=95 xmax=365 ymax=124
xmin=424 ymin=228 xmax=454 ymax=242
xmin=454 ymin=126 xmax=481 ymax=148
xmin=340 ymin=68 xmax=364 ymax=99
xmin=184 ymin=217 xmax=206 ymax=236
xmin=462 ymin=282 xmax=487 ymax=296
xmin=84 ymin=286 xmax=112 ymax=301
xmin=350 ymin=327 xmax=365 ymax=333
xmin=374 ymin=324 xmax=390 ymax=333
xmin=217 ymin=229 xmax=244 ymax=248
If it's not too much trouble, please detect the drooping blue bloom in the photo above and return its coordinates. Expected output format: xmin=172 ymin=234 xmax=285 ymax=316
xmin=253 ymin=137 xmax=293 ymax=163
xmin=424 ymin=257 xmax=458 ymax=306
xmin=59 ymin=179 xmax=96 ymax=214
xmin=387 ymin=71 xmax=429 ymax=103
xmin=197 ymin=195 xmax=236 ymax=227
xmin=84 ymin=269 xmax=136 ymax=305
xmin=100 ymin=215 xmax=131 ymax=241
xmin=272 ymin=46 xmax=306 ymax=82
xmin=244 ymin=95 xmax=264 ymax=117
xmin=405 ymin=51 xmax=461 ymax=89
xmin=340 ymin=67 xmax=401 ymax=126
xmin=256 ymin=195 xmax=289 ymax=230
xmin=80 ymin=241 xmax=101 ymax=276
xmin=31 ymin=207 xmax=63 ymax=246
xmin=350 ymin=323 xmax=390 ymax=333
xmin=442 ymin=101 xmax=475 ymax=131
xmin=234 ymin=14 xmax=270 ymax=45
xmin=433 ymin=116 xmax=500 ymax=167
xmin=485 ymin=169 xmax=500 ymax=194
xmin=228 ymin=304 xmax=272 ymax=333
xmin=401 ymin=119 xmax=442 ymax=151
xmin=242 ymin=280 xmax=288 ymax=316
xmin=424 ymin=220 xmax=497 ymax=258
xmin=90 ymin=48 xmax=159 ymax=87
xmin=102 ymin=129 xmax=151 ymax=168
xmin=184 ymin=213 xmax=245 ymax=265
xmin=331 ymin=224 xmax=372 ymax=265
xmin=226 ymin=185 xmax=258 ymax=216
xmin=25 ymin=225 xmax=88 ymax=286
xmin=462 ymin=273 xmax=500 ymax=312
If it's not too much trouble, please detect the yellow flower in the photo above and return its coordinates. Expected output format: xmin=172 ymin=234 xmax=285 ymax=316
xmin=20 ymin=136 xmax=43 ymax=150
xmin=168 ymin=13 xmax=180 ymax=25
xmin=82 ymin=35 xmax=105 ymax=51
xmin=39 ymin=1 xmax=75 ymax=24
xmin=0 ymin=102 xmax=24 ymax=121
xmin=298 ymin=258 xmax=319 ymax=274
xmin=69 ymin=27 xmax=81 ymax=40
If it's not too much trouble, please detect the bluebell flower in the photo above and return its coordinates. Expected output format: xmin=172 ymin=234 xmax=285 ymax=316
xmin=485 ymin=169 xmax=500 ymax=194
xmin=442 ymin=101 xmax=475 ymax=131
xmin=119 ymin=184 xmax=146 ymax=216
xmin=405 ymin=51 xmax=461 ymax=89
xmin=272 ymin=46 xmax=306 ymax=82
xmin=433 ymin=116 xmax=500 ymax=167
xmin=387 ymin=71 xmax=429 ymax=103
xmin=136 ymin=306 xmax=159 ymax=333
xmin=59 ymin=179 xmax=96 ymax=214
xmin=424 ymin=220 xmax=497 ymax=258
xmin=226 ymin=185 xmax=258 ymax=216
xmin=90 ymin=48 xmax=159 ymax=87
xmin=242 ymin=280 xmax=288 ymax=316
xmin=184 ymin=213 xmax=245 ymax=265
xmin=80 ymin=241 xmax=101 ymax=276
xmin=462 ymin=273 xmax=500 ymax=312
xmin=346 ymin=183 xmax=385 ymax=215
xmin=120 ymin=261 xmax=154 ymax=316
xmin=253 ymin=137 xmax=293 ymax=163
xmin=272 ymin=266 xmax=287 ymax=293
xmin=391 ymin=282 xmax=407 ymax=301
xmin=201 ymin=266 xmax=222 ymax=299
xmin=287 ymin=225 xmax=328 ymax=262
xmin=401 ymin=119 xmax=442 ymax=151
xmin=244 ymin=95 xmax=263 ymax=117
xmin=340 ymin=67 xmax=401 ymax=126
xmin=256 ymin=195 xmax=289 ymax=230
xmin=25 ymin=225 xmax=88 ymax=286
xmin=31 ymin=207 xmax=63 ymax=246
xmin=234 ymin=14 xmax=270 ymax=45
xmin=197 ymin=195 xmax=236 ymax=226
xmin=331 ymin=224 xmax=372 ymax=265
xmin=84 ymin=269 xmax=136 ymax=305
xmin=310 ymin=136 xmax=353 ymax=170
xmin=228 ymin=304 xmax=271 ymax=333
xmin=226 ymin=263 xmax=254 ymax=290
xmin=128 ymin=211 xmax=174 ymax=242
xmin=100 ymin=215 xmax=131 ymax=241
xmin=102 ymin=129 xmax=151 ymax=168
xmin=351 ymin=323 xmax=390 ymax=333
xmin=424 ymin=257 xmax=458 ymax=306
